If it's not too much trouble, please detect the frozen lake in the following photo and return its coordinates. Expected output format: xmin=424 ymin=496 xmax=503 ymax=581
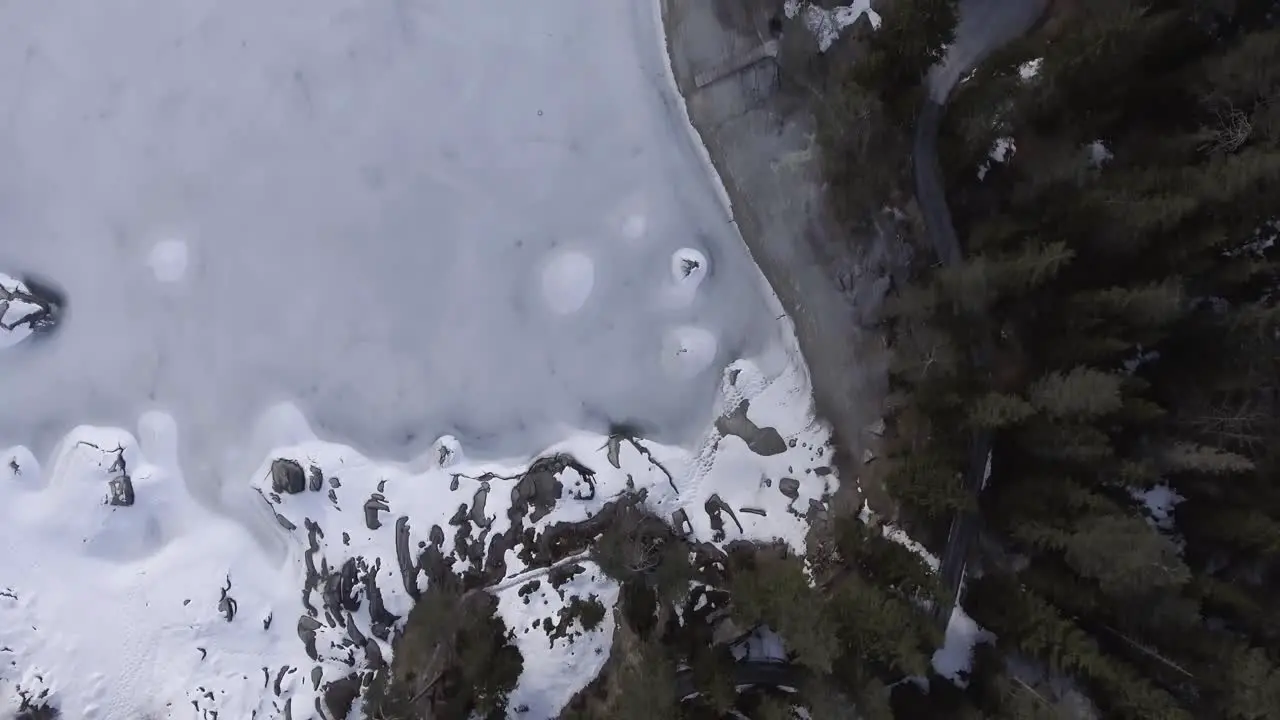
xmin=0 ymin=0 xmax=783 ymax=485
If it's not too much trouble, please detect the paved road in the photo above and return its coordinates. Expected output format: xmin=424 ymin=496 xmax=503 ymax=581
xmin=913 ymin=0 xmax=1049 ymax=625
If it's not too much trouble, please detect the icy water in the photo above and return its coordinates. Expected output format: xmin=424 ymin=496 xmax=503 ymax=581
xmin=0 ymin=0 xmax=782 ymax=489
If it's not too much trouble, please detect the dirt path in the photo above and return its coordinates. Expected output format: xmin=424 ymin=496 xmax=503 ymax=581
xmin=659 ymin=0 xmax=898 ymax=516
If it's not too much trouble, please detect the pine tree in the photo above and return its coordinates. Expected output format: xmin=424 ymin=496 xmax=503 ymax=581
xmin=725 ymin=544 xmax=839 ymax=673
xmin=967 ymin=392 xmax=1037 ymax=428
xmin=1062 ymin=514 xmax=1190 ymax=597
xmin=1027 ymin=367 xmax=1125 ymax=420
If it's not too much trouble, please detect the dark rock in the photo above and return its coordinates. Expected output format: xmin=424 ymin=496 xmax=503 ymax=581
xmin=301 ymin=520 xmax=324 ymax=615
xmin=345 ymin=612 xmax=367 ymax=648
xmin=337 ymin=558 xmax=361 ymax=612
xmin=715 ymin=401 xmax=787 ymax=456
xmin=429 ymin=524 xmax=445 ymax=546
xmin=218 ymin=576 xmax=238 ymax=622
xmin=778 ymin=477 xmax=801 ymax=500
xmin=271 ymin=459 xmax=306 ymax=494
xmin=704 ymin=494 xmax=743 ymax=542
xmin=449 ymin=503 xmax=469 ymax=526
xmin=471 ymin=483 xmax=491 ymax=528
xmin=322 ymin=673 xmax=361 ymax=720
xmin=548 ymin=563 xmax=585 ymax=590
xmin=510 ymin=454 xmax=583 ymax=523
xmin=274 ymin=512 xmax=297 ymax=531
xmin=740 ymin=507 xmax=766 ymax=516
xmin=273 ymin=665 xmax=293 ymax=696
xmin=394 ymin=516 xmax=420 ymax=600
xmin=297 ymin=616 xmax=322 ymax=660
xmin=107 ymin=474 xmax=135 ymax=506
xmin=363 ymin=563 xmax=399 ymax=640
xmin=363 ymin=493 xmax=389 ymax=529
xmin=308 ymin=465 xmax=324 ymax=492
xmin=364 ymin=635 xmax=386 ymax=670
xmin=671 ymin=508 xmax=693 ymax=536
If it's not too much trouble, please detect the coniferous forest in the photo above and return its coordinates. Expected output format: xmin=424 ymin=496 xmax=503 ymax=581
xmin=839 ymin=0 xmax=1280 ymax=716
xmin=372 ymin=1 xmax=1280 ymax=718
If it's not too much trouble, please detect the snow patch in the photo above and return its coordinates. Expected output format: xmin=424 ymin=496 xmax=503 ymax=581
xmin=497 ymin=562 xmax=619 ymax=718
xmin=978 ymin=136 xmax=1017 ymax=180
xmin=861 ymin=502 xmax=941 ymax=573
xmin=1087 ymin=140 xmax=1113 ymax=167
xmin=1132 ymin=484 xmax=1184 ymax=531
xmin=784 ymin=0 xmax=882 ymax=53
xmin=1018 ymin=58 xmax=1043 ymax=81
xmin=932 ymin=602 xmax=994 ymax=686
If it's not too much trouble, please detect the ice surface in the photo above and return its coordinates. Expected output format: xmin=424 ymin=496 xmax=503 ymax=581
xmin=0 ymin=0 xmax=781 ymax=486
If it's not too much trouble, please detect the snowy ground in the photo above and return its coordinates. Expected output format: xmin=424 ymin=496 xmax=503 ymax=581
xmin=1 ymin=356 xmax=834 ymax=719
xmin=0 ymin=0 xmax=841 ymax=717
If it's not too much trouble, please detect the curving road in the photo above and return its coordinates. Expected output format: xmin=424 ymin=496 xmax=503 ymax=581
xmin=913 ymin=0 xmax=1049 ymax=625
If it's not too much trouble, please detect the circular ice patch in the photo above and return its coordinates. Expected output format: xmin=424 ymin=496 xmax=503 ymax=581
xmin=147 ymin=239 xmax=189 ymax=283
xmin=622 ymin=213 xmax=647 ymax=240
xmin=541 ymin=251 xmax=595 ymax=315
xmin=661 ymin=325 xmax=718 ymax=379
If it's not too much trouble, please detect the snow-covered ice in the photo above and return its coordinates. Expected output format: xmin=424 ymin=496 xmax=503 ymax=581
xmin=0 ymin=0 xmax=781 ymax=476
